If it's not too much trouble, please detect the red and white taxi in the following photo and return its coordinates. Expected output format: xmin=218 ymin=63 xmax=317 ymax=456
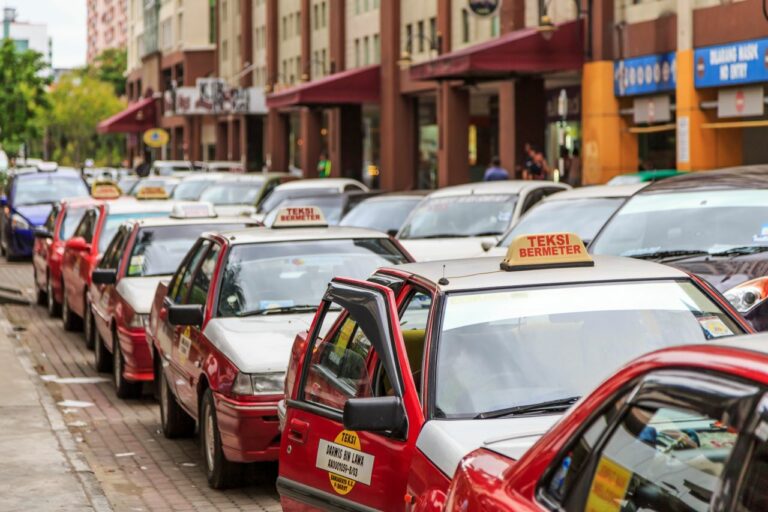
xmin=60 ymin=195 xmax=174 ymax=340
xmin=147 ymin=207 xmax=412 ymax=489
xmin=277 ymin=233 xmax=751 ymax=511
xmin=445 ymin=334 xmax=768 ymax=511
xmin=88 ymin=202 xmax=257 ymax=398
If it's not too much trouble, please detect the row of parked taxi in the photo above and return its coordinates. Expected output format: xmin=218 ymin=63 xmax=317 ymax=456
xmin=14 ymin=160 xmax=768 ymax=511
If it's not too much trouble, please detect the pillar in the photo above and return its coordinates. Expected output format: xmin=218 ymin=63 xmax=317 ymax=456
xmin=437 ymin=83 xmax=470 ymax=186
xmin=216 ymin=120 xmax=228 ymax=160
xmin=301 ymin=108 xmax=322 ymax=177
xmin=239 ymin=0 xmax=253 ymax=87
xmin=329 ymin=0 xmax=346 ymax=72
xmin=329 ymin=106 xmax=363 ymax=179
xmin=267 ymin=110 xmax=289 ymax=172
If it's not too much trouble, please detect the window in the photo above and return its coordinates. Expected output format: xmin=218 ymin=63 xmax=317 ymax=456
xmin=354 ymin=38 xmax=360 ymax=67
xmin=363 ymin=36 xmax=370 ymax=65
xmin=417 ymin=21 xmax=425 ymax=52
xmin=739 ymin=424 xmax=768 ymax=511
xmin=99 ymin=227 xmax=129 ymax=270
xmin=43 ymin=207 xmax=58 ymax=233
xmin=405 ymin=24 xmax=413 ymax=52
xmin=177 ymin=12 xmax=183 ymax=42
xmin=429 ymin=17 xmax=437 ymax=51
xmin=222 ymin=40 xmax=228 ymax=60
xmin=187 ymin=244 xmax=220 ymax=306
xmin=313 ymin=4 xmax=318 ymax=29
xmin=491 ymin=14 xmax=499 ymax=37
xmin=169 ymin=241 xmax=210 ymax=304
xmin=372 ymin=34 xmax=380 ymax=64
xmin=399 ymin=290 xmax=432 ymax=394
xmin=321 ymin=1 xmax=327 ymax=27
xmin=74 ymin=210 xmax=97 ymax=243
xmin=295 ymin=12 xmax=301 ymax=36
xmin=462 ymin=8 xmax=470 ymax=43
xmin=282 ymin=16 xmax=287 ymax=39
xmin=355 ymin=0 xmax=360 ymax=14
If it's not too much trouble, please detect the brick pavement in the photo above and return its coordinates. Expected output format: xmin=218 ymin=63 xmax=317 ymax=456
xmin=1 ymin=261 xmax=282 ymax=512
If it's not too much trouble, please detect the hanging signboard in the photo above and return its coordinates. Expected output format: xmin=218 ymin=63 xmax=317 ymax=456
xmin=467 ymin=0 xmax=500 ymax=17
xmin=694 ymin=37 xmax=768 ymax=88
xmin=717 ymin=86 xmax=765 ymax=118
xmin=164 ymin=78 xmax=267 ymax=116
xmin=614 ymin=52 xmax=676 ymax=97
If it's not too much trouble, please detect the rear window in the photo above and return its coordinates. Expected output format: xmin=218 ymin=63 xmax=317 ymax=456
xmin=13 ymin=176 xmax=88 ymax=206
xmin=99 ymin=212 xmax=169 ymax=252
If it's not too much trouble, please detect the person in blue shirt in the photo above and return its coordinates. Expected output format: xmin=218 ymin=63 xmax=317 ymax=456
xmin=483 ymin=156 xmax=509 ymax=181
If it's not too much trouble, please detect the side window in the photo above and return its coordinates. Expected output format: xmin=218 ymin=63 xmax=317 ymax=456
xmin=173 ymin=241 xmax=211 ymax=304
xmin=521 ymin=189 xmax=545 ymax=214
xmin=43 ymin=207 xmax=57 ymax=232
xmin=186 ymin=243 xmax=220 ymax=306
xmin=736 ymin=394 xmax=768 ymax=511
xmin=98 ymin=227 xmax=127 ymax=270
xmin=398 ymin=289 xmax=431 ymax=393
xmin=569 ymin=404 xmax=740 ymax=512
xmin=74 ymin=210 xmax=96 ymax=243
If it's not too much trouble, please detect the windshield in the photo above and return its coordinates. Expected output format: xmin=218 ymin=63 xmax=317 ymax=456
xmin=154 ymin=164 xmax=190 ymax=176
xmin=590 ymin=190 xmax=768 ymax=257
xmin=500 ymin=198 xmax=625 ymax=246
xmin=264 ymin=195 xmax=345 ymax=226
xmin=99 ymin=212 xmax=169 ymax=253
xmin=435 ymin=280 xmax=743 ymax=419
xmin=59 ymin=206 xmax=87 ymax=240
xmin=199 ymin=180 xmax=264 ymax=205
xmin=171 ymin=179 xmax=215 ymax=201
xmin=13 ymin=177 xmax=88 ymax=206
xmin=258 ymin=187 xmax=334 ymax=213
xmin=341 ymin=198 xmax=422 ymax=233
xmin=398 ymin=194 xmax=517 ymax=239
xmin=217 ymin=239 xmax=407 ymax=317
xmin=126 ymin=223 xmax=247 ymax=277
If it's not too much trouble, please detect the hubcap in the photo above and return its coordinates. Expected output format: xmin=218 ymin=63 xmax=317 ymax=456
xmin=205 ymin=405 xmax=215 ymax=471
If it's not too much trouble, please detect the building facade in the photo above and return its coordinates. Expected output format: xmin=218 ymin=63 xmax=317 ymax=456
xmin=3 ymin=7 xmax=50 ymax=64
xmin=86 ymin=0 xmax=128 ymax=63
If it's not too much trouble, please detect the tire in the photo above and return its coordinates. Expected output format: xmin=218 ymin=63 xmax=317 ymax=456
xmin=113 ymin=335 xmax=142 ymax=399
xmin=94 ymin=328 xmax=113 ymax=373
xmin=83 ymin=301 xmax=95 ymax=350
xmin=200 ymin=389 xmax=244 ymax=489
xmin=47 ymin=276 xmax=62 ymax=317
xmin=34 ymin=269 xmax=46 ymax=306
xmin=62 ymin=288 xmax=82 ymax=331
xmin=159 ymin=365 xmax=195 ymax=438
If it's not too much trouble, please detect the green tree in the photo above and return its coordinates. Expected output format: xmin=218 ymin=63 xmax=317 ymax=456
xmin=46 ymin=73 xmax=125 ymax=167
xmin=0 ymin=39 xmax=50 ymax=157
xmin=87 ymin=48 xmax=127 ymax=97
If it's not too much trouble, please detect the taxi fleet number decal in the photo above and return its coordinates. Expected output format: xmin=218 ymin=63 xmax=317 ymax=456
xmin=315 ymin=430 xmax=375 ymax=495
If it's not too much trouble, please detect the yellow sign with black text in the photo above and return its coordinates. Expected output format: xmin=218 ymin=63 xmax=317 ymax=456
xmin=315 ymin=430 xmax=375 ymax=495
xmin=143 ymin=128 xmax=169 ymax=148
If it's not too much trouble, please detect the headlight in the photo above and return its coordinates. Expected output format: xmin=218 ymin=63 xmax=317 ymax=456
xmin=11 ymin=214 xmax=29 ymax=230
xmin=127 ymin=313 xmax=149 ymax=329
xmin=232 ymin=371 xmax=285 ymax=396
xmin=724 ymin=277 xmax=768 ymax=313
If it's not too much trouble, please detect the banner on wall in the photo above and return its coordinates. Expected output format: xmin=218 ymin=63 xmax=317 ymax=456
xmin=694 ymin=37 xmax=768 ymax=88
xmin=614 ymin=52 xmax=677 ymax=97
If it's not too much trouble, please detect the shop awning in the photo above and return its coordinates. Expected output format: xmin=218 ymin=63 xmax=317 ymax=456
xmin=97 ymin=97 xmax=158 ymax=134
xmin=266 ymin=65 xmax=380 ymax=109
xmin=409 ymin=21 xmax=584 ymax=81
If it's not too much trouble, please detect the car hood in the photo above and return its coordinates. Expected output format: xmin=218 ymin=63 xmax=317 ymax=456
xmin=668 ymin=254 xmax=768 ymax=292
xmin=203 ymin=313 xmax=316 ymax=374
xmin=416 ymin=415 xmax=561 ymax=477
xmin=214 ymin=205 xmax=256 ymax=217
xmin=13 ymin=203 xmax=54 ymax=226
xmin=399 ymin=237 xmax=499 ymax=262
xmin=116 ymin=276 xmax=169 ymax=314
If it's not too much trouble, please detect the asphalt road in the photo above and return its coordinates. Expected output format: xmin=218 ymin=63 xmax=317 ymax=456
xmin=0 ymin=258 xmax=281 ymax=512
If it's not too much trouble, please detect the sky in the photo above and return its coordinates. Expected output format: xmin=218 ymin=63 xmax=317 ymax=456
xmin=5 ymin=0 xmax=86 ymax=69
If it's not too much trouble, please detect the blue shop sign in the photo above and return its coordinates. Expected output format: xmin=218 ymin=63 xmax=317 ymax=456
xmin=694 ymin=37 xmax=768 ymax=88
xmin=614 ymin=52 xmax=677 ymax=97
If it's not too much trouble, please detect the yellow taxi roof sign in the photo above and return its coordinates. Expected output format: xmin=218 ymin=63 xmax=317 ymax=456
xmin=91 ymin=181 xmax=122 ymax=200
xmin=501 ymin=232 xmax=593 ymax=271
xmin=136 ymin=186 xmax=169 ymax=200
xmin=272 ymin=206 xmax=328 ymax=228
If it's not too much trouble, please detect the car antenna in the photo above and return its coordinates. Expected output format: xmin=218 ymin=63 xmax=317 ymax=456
xmin=438 ymin=265 xmax=449 ymax=286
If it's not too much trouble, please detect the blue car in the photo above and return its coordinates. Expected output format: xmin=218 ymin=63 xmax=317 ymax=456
xmin=0 ymin=164 xmax=89 ymax=259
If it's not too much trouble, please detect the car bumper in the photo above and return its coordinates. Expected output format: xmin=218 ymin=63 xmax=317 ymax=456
xmin=116 ymin=325 xmax=154 ymax=382
xmin=214 ymin=392 xmax=281 ymax=463
xmin=8 ymin=228 xmax=34 ymax=257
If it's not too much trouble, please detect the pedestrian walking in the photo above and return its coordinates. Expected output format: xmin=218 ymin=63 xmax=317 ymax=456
xmin=483 ymin=156 xmax=509 ymax=181
xmin=317 ymin=150 xmax=331 ymax=178
xmin=568 ymin=148 xmax=581 ymax=186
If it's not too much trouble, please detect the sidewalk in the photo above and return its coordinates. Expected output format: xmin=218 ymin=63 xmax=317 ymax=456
xmin=0 ymin=315 xmax=112 ymax=512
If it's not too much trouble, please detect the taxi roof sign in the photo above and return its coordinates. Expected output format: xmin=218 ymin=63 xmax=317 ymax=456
xmin=136 ymin=186 xmax=169 ymax=200
xmin=272 ymin=206 xmax=328 ymax=229
xmin=170 ymin=201 xmax=217 ymax=219
xmin=91 ymin=181 xmax=122 ymax=200
xmin=501 ymin=232 xmax=593 ymax=271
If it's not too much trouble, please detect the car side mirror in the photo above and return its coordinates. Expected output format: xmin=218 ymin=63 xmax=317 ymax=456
xmin=386 ymin=229 xmax=398 ymax=237
xmin=168 ymin=304 xmax=204 ymax=326
xmin=0 ymin=196 xmax=7 ymax=207
xmin=91 ymin=268 xmax=117 ymax=285
xmin=33 ymin=226 xmax=52 ymax=239
xmin=65 ymin=236 xmax=91 ymax=252
xmin=481 ymin=240 xmax=496 ymax=252
xmin=343 ymin=396 xmax=406 ymax=433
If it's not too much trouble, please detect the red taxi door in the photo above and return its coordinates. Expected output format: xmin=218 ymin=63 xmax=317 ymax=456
xmin=279 ymin=278 xmax=423 ymax=512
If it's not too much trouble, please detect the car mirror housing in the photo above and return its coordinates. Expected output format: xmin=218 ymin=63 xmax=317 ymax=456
xmin=65 ymin=236 xmax=91 ymax=252
xmin=168 ymin=304 xmax=204 ymax=326
xmin=343 ymin=396 xmax=406 ymax=434
xmin=91 ymin=268 xmax=117 ymax=285
xmin=481 ymin=240 xmax=496 ymax=252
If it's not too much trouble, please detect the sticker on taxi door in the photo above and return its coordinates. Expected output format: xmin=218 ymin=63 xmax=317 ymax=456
xmin=585 ymin=456 xmax=632 ymax=512
xmin=315 ymin=430 xmax=375 ymax=495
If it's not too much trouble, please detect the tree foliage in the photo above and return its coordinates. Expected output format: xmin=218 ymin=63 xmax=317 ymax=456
xmin=0 ymin=39 xmax=50 ymax=157
xmin=86 ymin=48 xmax=127 ymax=97
xmin=46 ymin=73 xmax=125 ymax=166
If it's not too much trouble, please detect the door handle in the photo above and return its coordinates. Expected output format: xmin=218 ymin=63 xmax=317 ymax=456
xmin=288 ymin=418 xmax=309 ymax=444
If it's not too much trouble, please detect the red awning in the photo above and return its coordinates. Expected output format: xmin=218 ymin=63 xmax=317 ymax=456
xmin=409 ymin=21 xmax=583 ymax=81
xmin=266 ymin=65 xmax=380 ymax=109
xmin=97 ymin=97 xmax=157 ymax=134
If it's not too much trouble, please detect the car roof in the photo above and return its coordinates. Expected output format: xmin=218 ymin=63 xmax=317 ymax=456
xmin=178 ymin=172 xmax=232 ymax=181
xmin=361 ymin=191 xmax=430 ymax=202
xmin=383 ymin=255 xmax=688 ymax=292
xmin=641 ymin=164 xmax=768 ymax=193
xmin=712 ymin=333 xmax=768 ymax=357
xmin=275 ymin=178 xmax=367 ymax=190
xmin=544 ymin=183 xmax=646 ymax=201
xmin=132 ymin=216 xmax=256 ymax=228
xmin=14 ymin=168 xmax=83 ymax=179
xmin=62 ymin=196 xmax=101 ymax=207
xmin=105 ymin=200 xmax=174 ymax=214
xmin=426 ymin=181 xmax=568 ymax=198
xmin=219 ymin=226 xmax=390 ymax=245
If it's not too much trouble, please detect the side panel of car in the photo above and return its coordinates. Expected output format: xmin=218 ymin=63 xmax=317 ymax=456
xmin=91 ymin=226 xmax=132 ymax=349
xmin=33 ymin=206 xmax=58 ymax=290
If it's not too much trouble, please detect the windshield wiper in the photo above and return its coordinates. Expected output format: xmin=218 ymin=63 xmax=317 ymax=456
xmin=409 ymin=234 xmax=468 ymax=239
xmin=709 ymin=246 xmax=768 ymax=257
xmin=237 ymin=305 xmax=318 ymax=317
xmin=475 ymin=396 xmax=581 ymax=419
xmin=470 ymin=231 xmax=503 ymax=237
xmin=626 ymin=249 xmax=709 ymax=262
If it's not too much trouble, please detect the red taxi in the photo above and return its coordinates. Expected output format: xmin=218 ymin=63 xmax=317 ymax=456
xmin=147 ymin=207 xmax=412 ymax=489
xmin=445 ymin=334 xmax=768 ymax=511
xmin=277 ymin=233 xmax=751 ymax=511
xmin=60 ymin=195 xmax=174 ymax=340
xmin=32 ymin=182 xmax=122 ymax=316
xmin=88 ymin=202 xmax=257 ymax=398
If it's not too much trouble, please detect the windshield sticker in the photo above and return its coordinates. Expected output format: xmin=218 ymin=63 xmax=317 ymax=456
xmin=315 ymin=430 xmax=375 ymax=495
xmin=584 ymin=456 xmax=631 ymax=512
xmin=128 ymin=255 xmax=144 ymax=274
xmin=698 ymin=316 xmax=734 ymax=339
xmin=754 ymin=225 xmax=768 ymax=243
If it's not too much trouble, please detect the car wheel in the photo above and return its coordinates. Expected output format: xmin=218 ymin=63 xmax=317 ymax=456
xmin=200 ymin=388 xmax=243 ymax=489
xmin=34 ymin=269 xmax=46 ymax=306
xmin=83 ymin=301 xmax=95 ymax=350
xmin=62 ymin=289 xmax=82 ymax=331
xmin=113 ymin=336 xmax=142 ymax=399
xmin=159 ymin=366 xmax=195 ymax=439
xmin=94 ymin=328 xmax=113 ymax=373
xmin=47 ymin=277 xmax=62 ymax=317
